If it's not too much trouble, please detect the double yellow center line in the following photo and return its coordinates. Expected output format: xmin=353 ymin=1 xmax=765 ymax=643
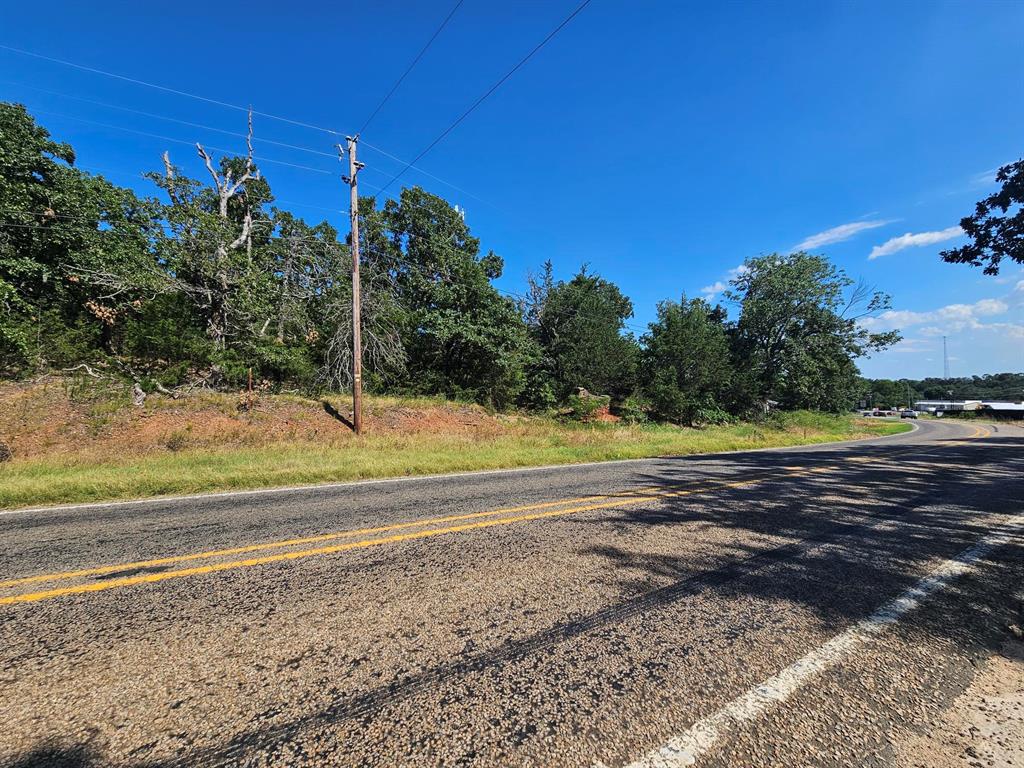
xmin=0 ymin=424 xmax=991 ymax=607
xmin=0 ymin=478 xmax=760 ymax=606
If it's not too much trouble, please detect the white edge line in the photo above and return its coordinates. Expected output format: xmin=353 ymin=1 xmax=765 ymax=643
xmin=619 ymin=516 xmax=1019 ymax=768
xmin=0 ymin=419 xmax=924 ymax=517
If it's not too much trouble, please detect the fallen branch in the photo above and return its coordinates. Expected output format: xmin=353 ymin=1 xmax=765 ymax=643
xmin=62 ymin=364 xmax=106 ymax=379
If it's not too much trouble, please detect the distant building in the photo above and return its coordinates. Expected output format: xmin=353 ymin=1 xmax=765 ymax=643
xmin=913 ymin=400 xmax=983 ymax=412
xmin=979 ymin=401 xmax=1024 ymax=418
xmin=914 ymin=399 xmax=1024 ymax=418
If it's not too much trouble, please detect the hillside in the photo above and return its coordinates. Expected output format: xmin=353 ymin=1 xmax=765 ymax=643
xmin=0 ymin=376 xmax=907 ymax=509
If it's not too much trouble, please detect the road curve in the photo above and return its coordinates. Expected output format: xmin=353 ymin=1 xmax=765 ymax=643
xmin=1 ymin=419 xmax=1022 ymax=767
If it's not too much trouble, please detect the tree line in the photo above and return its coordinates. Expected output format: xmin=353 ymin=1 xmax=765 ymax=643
xmin=860 ymin=373 xmax=1024 ymax=407
xmin=0 ymin=103 xmax=901 ymax=421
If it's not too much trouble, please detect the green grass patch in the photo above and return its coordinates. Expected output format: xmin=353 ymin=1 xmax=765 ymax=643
xmin=0 ymin=412 xmax=909 ymax=509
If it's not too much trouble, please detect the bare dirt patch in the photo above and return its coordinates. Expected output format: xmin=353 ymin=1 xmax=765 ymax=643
xmin=896 ymin=634 xmax=1024 ymax=767
xmin=0 ymin=377 xmax=506 ymax=462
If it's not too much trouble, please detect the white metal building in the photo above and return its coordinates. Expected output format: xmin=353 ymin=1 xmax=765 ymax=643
xmin=914 ymin=399 xmax=1024 ymax=416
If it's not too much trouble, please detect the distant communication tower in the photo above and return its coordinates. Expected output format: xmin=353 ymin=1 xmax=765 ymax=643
xmin=943 ymin=335 xmax=950 ymax=379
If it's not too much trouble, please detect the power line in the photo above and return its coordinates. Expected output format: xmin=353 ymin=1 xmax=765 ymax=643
xmin=377 ymin=0 xmax=594 ymax=196
xmin=0 ymin=45 xmax=497 ymax=215
xmin=357 ymin=0 xmax=465 ymax=136
xmin=0 ymin=214 xmax=355 ymax=240
xmin=274 ymin=198 xmax=348 ymax=215
xmin=2 ymin=219 xmax=647 ymax=331
xmin=0 ymin=219 xmax=344 ymax=247
xmin=1 ymin=81 xmax=338 ymax=158
xmin=0 ymin=221 xmax=169 ymax=237
xmin=5 ymin=87 xmax=486 ymax=205
xmin=359 ymin=138 xmax=501 ymax=211
xmin=34 ymin=108 xmax=387 ymax=192
xmin=0 ymin=208 xmax=342 ymax=231
xmin=0 ymin=43 xmax=343 ymax=135
xmin=1 ymin=155 xmax=148 ymax=184
xmin=32 ymin=110 xmax=335 ymax=175
xmin=1 ymin=162 xmax=344 ymax=218
xmin=0 ymin=209 xmax=141 ymax=224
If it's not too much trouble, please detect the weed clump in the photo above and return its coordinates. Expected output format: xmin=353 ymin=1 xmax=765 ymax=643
xmin=165 ymin=429 xmax=190 ymax=452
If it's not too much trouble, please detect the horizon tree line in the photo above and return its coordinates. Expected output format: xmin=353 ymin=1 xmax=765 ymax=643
xmin=1 ymin=103 xmax=905 ymax=423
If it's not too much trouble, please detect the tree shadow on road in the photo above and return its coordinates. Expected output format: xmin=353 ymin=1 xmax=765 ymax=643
xmin=193 ymin=431 xmax=1023 ymax=763
xmin=5 ymin=742 xmax=172 ymax=768
xmin=7 ymin=429 xmax=1024 ymax=766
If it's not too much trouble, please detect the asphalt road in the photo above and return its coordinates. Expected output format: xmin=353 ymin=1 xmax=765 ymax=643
xmin=1 ymin=419 xmax=1022 ymax=767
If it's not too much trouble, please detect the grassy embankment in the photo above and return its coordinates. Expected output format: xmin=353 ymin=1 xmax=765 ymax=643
xmin=0 ymin=377 xmax=909 ymax=509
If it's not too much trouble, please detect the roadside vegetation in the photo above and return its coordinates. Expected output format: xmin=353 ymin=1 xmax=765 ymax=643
xmin=2 ymin=103 xmax=901 ymax=419
xmin=0 ymin=104 xmax=931 ymax=510
xmin=0 ymin=378 xmax=907 ymax=509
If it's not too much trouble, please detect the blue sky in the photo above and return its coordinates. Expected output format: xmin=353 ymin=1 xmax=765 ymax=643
xmin=2 ymin=0 xmax=1022 ymax=379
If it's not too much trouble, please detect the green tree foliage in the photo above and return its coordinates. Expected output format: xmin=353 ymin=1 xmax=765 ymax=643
xmin=0 ymin=103 xmax=157 ymax=371
xmin=640 ymin=297 xmax=732 ymax=425
xmin=147 ymin=144 xmax=270 ymax=352
xmin=524 ymin=265 xmax=638 ymax=402
xmin=856 ymin=378 xmax=918 ymax=409
xmin=2 ymin=104 xmax=921 ymax=419
xmin=383 ymin=187 xmax=532 ymax=407
xmin=727 ymin=252 xmax=900 ymax=413
xmin=941 ymin=158 xmax=1024 ymax=275
xmin=861 ymin=373 xmax=1024 ymax=403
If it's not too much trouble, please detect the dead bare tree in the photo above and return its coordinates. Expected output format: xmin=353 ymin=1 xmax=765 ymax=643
xmin=841 ymin=278 xmax=892 ymax=322
xmin=157 ymin=108 xmax=261 ymax=349
xmin=320 ymin=246 xmax=405 ymax=391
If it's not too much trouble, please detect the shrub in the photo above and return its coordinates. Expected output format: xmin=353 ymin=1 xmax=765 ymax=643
xmin=687 ymin=401 xmax=732 ymax=427
xmin=165 ymin=429 xmax=190 ymax=452
xmin=648 ymin=369 xmax=731 ymax=427
xmin=615 ymin=395 xmax=649 ymax=424
xmin=566 ymin=393 xmax=610 ymax=421
xmin=518 ymin=369 xmax=559 ymax=412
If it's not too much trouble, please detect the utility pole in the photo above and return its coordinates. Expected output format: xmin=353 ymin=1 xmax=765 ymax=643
xmin=943 ymin=335 xmax=950 ymax=380
xmin=340 ymin=137 xmax=365 ymax=434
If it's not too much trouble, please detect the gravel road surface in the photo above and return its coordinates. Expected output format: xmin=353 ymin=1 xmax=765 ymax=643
xmin=1 ymin=418 xmax=1022 ymax=767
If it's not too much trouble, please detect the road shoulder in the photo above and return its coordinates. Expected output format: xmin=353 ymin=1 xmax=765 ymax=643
xmin=895 ymin=631 xmax=1024 ymax=768
xmin=1 ymin=418 xmax=920 ymax=516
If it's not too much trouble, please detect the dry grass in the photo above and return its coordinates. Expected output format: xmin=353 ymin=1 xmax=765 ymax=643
xmin=0 ymin=377 xmax=908 ymax=509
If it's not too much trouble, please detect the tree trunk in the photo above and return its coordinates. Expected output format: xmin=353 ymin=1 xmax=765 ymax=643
xmin=276 ymin=252 xmax=292 ymax=344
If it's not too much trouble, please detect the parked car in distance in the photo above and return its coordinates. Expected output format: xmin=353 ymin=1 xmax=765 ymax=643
xmin=900 ymin=409 xmax=918 ymax=419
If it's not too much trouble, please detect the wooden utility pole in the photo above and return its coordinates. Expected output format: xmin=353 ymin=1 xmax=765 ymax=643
xmin=342 ymin=136 xmax=365 ymax=434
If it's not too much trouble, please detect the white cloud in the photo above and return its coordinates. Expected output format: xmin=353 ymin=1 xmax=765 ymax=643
xmin=699 ymin=264 xmax=749 ymax=301
xmin=888 ymin=338 xmax=933 ymax=354
xmin=700 ymin=280 xmax=727 ymax=299
xmin=860 ymin=295 xmax=1017 ymax=338
xmin=974 ymin=298 xmax=1009 ymax=315
xmin=793 ymin=220 xmax=890 ymax=252
xmin=868 ymin=226 xmax=963 ymax=260
xmin=727 ymin=264 xmax=749 ymax=279
xmin=859 ymin=292 xmax=1023 ymax=378
xmin=970 ymin=168 xmax=999 ymax=188
xmin=987 ymin=268 xmax=1024 ymax=285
